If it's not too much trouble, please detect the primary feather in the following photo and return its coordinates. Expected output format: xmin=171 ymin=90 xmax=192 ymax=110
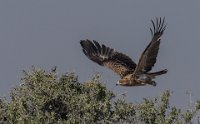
xmin=80 ymin=39 xmax=136 ymax=78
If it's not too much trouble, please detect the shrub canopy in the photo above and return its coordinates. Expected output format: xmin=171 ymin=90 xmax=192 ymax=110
xmin=0 ymin=67 xmax=199 ymax=123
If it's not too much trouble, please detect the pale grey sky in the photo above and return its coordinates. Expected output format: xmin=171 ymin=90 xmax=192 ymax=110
xmin=0 ymin=1 xmax=200 ymax=108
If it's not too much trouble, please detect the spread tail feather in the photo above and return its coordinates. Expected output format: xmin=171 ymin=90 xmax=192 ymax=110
xmin=149 ymin=69 xmax=168 ymax=76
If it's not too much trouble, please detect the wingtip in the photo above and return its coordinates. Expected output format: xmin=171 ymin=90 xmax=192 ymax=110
xmin=80 ymin=40 xmax=85 ymax=47
xmin=80 ymin=39 xmax=93 ymax=48
xmin=150 ymin=17 xmax=166 ymax=36
xmin=161 ymin=69 xmax=168 ymax=74
xmin=80 ymin=39 xmax=92 ymax=43
xmin=80 ymin=40 xmax=84 ymax=45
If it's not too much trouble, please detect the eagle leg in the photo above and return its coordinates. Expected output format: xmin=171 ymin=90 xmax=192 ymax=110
xmin=150 ymin=81 xmax=157 ymax=86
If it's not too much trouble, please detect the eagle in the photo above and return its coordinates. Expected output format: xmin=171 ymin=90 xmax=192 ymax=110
xmin=80 ymin=17 xmax=167 ymax=86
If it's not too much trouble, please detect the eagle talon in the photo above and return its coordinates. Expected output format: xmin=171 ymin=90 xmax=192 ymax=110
xmin=152 ymin=81 xmax=157 ymax=86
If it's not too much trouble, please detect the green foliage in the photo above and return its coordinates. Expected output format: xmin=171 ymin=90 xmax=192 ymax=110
xmin=0 ymin=67 xmax=199 ymax=123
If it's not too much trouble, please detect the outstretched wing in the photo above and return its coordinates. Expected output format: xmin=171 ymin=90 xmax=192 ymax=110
xmin=134 ymin=17 xmax=166 ymax=75
xmin=80 ymin=40 xmax=136 ymax=78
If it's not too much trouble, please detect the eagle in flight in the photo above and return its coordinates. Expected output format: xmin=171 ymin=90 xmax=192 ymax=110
xmin=80 ymin=17 xmax=167 ymax=86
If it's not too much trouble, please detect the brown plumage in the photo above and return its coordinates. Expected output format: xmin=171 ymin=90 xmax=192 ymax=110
xmin=80 ymin=17 xmax=167 ymax=86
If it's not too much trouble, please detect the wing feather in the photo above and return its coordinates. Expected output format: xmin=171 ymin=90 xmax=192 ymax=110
xmin=80 ymin=40 xmax=136 ymax=78
xmin=134 ymin=17 xmax=166 ymax=74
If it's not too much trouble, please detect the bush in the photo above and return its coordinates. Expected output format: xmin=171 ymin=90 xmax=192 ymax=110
xmin=0 ymin=67 xmax=199 ymax=123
